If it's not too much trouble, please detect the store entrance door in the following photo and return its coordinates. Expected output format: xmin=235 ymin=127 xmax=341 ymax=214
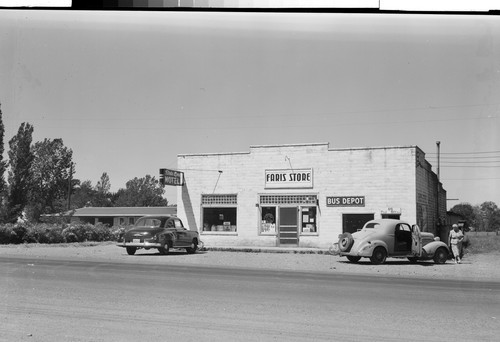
xmin=342 ymin=213 xmax=374 ymax=234
xmin=279 ymin=207 xmax=298 ymax=246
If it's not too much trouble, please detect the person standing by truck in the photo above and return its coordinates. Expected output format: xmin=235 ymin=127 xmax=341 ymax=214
xmin=449 ymin=224 xmax=464 ymax=264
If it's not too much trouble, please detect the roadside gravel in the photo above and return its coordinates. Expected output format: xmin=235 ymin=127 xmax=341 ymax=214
xmin=1 ymin=242 xmax=499 ymax=282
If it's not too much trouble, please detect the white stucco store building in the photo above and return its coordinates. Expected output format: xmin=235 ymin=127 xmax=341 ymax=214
xmin=176 ymin=143 xmax=447 ymax=249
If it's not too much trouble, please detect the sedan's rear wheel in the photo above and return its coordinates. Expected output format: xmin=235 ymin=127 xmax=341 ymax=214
xmin=126 ymin=247 xmax=137 ymax=255
xmin=433 ymin=247 xmax=448 ymax=264
xmin=346 ymin=256 xmax=361 ymax=263
xmin=370 ymin=247 xmax=387 ymax=265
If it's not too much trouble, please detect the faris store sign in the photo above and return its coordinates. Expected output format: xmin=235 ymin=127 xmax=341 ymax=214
xmin=265 ymin=168 xmax=313 ymax=189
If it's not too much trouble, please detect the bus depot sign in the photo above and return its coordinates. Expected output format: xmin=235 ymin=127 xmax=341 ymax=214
xmin=326 ymin=196 xmax=365 ymax=207
xmin=265 ymin=168 xmax=313 ymax=189
xmin=159 ymin=168 xmax=184 ymax=186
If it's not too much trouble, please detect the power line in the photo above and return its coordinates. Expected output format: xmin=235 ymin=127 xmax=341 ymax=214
xmin=432 ymin=161 xmax=500 ymax=164
xmin=443 ymin=177 xmax=500 ymax=180
xmin=428 ymin=155 xmax=500 ymax=159
xmin=439 ymin=165 xmax=500 ymax=168
xmin=428 ymin=150 xmax=500 ymax=155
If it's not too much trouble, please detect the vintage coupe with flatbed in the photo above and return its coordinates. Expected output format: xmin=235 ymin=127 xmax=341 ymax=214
xmin=117 ymin=215 xmax=200 ymax=255
xmin=338 ymin=219 xmax=449 ymax=264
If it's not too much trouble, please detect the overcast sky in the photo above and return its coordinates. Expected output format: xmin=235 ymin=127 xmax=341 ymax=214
xmin=0 ymin=10 xmax=499 ymax=206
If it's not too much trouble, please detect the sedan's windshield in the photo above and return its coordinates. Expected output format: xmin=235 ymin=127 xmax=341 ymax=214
xmin=136 ymin=218 xmax=162 ymax=227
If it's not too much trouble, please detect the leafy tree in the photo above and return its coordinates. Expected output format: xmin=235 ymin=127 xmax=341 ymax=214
xmin=6 ymin=122 xmax=34 ymax=223
xmin=25 ymin=138 xmax=73 ymax=221
xmin=70 ymin=179 xmax=95 ymax=209
xmin=92 ymin=172 xmax=113 ymax=206
xmin=113 ymin=174 xmax=168 ymax=207
xmin=69 ymin=175 xmax=114 ymax=209
xmin=0 ymin=104 xmax=6 ymax=222
xmin=478 ymin=201 xmax=500 ymax=232
xmin=96 ymin=172 xmax=111 ymax=194
xmin=449 ymin=203 xmax=477 ymax=227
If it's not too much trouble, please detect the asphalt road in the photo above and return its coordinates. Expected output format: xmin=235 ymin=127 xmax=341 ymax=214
xmin=1 ymin=256 xmax=499 ymax=342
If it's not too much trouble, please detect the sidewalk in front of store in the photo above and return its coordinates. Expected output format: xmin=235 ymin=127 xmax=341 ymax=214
xmin=203 ymin=245 xmax=331 ymax=254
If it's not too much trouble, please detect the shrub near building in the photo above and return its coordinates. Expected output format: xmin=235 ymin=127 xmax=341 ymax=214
xmin=0 ymin=222 xmax=121 ymax=244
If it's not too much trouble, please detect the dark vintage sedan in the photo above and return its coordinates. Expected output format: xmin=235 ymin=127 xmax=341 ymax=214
xmin=117 ymin=215 xmax=200 ymax=255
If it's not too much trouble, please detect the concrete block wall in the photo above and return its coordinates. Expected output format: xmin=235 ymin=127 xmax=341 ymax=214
xmin=414 ymin=147 xmax=447 ymax=235
xmin=177 ymin=143 xmax=432 ymax=248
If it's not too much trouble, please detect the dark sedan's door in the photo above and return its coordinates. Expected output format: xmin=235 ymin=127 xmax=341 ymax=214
xmin=173 ymin=218 xmax=190 ymax=245
xmin=164 ymin=219 xmax=181 ymax=246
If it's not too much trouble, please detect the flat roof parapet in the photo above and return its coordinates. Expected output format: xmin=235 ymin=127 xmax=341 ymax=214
xmin=178 ymin=143 xmax=422 ymax=157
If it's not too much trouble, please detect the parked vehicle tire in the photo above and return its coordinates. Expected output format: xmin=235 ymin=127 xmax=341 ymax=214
xmin=433 ymin=247 xmax=448 ymax=264
xmin=370 ymin=247 xmax=387 ymax=265
xmin=158 ymin=242 xmax=170 ymax=255
xmin=186 ymin=240 xmax=198 ymax=254
xmin=338 ymin=233 xmax=354 ymax=252
xmin=407 ymin=257 xmax=418 ymax=264
xmin=346 ymin=256 xmax=361 ymax=263
xmin=126 ymin=247 xmax=137 ymax=255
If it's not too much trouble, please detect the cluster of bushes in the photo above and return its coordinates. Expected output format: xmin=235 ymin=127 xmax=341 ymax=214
xmin=466 ymin=233 xmax=500 ymax=254
xmin=0 ymin=222 xmax=125 ymax=245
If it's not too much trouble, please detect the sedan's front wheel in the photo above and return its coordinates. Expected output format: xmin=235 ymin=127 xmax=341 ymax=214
xmin=186 ymin=240 xmax=198 ymax=254
xmin=370 ymin=247 xmax=387 ymax=265
xmin=158 ymin=243 xmax=170 ymax=255
xmin=126 ymin=247 xmax=137 ymax=255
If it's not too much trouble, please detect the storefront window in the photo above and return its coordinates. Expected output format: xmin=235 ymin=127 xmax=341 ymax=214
xmin=301 ymin=206 xmax=317 ymax=233
xmin=202 ymin=207 xmax=237 ymax=232
xmin=260 ymin=206 xmax=276 ymax=234
xmin=201 ymin=194 xmax=237 ymax=233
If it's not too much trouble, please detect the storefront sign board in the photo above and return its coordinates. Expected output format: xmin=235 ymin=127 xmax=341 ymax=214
xmin=381 ymin=207 xmax=401 ymax=214
xmin=265 ymin=168 xmax=313 ymax=189
xmin=159 ymin=168 xmax=184 ymax=186
xmin=326 ymin=196 xmax=365 ymax=207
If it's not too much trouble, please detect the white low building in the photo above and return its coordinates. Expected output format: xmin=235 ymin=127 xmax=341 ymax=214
xmin=176 ymin=143 xmax=446 ymax=249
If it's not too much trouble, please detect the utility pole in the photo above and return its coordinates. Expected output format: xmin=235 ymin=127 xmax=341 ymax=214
xmin=67 ymin=162 xmax=73 ymax=211
xmin=436 ymin=141 xmax=441 ymax=237
xmin=436 ymin=141 xmax=440 ymax=181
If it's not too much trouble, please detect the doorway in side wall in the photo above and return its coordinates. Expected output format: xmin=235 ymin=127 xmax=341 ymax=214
xmin=342 ymin=214 xmax=374 ymax=234
xmin=278 ymin=207 xmax=298 ymax=246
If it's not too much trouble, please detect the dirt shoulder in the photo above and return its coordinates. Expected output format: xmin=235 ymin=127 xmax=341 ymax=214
xmin=1 ymin=242 xmax=499 ymax=282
